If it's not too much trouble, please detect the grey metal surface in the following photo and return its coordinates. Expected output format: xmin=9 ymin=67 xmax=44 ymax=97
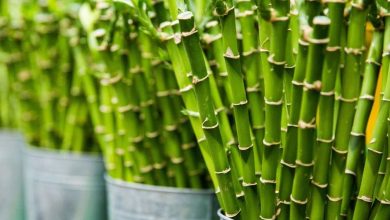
xmin=106 ymin=176 xmax=219 ymax=220
xmin=217 ymin=209 xmax=233 ymax=220
xmin=24 ymin=147 xmax=107 ymax=220
xmin=0 ymin=130 xmax=25 ymax=220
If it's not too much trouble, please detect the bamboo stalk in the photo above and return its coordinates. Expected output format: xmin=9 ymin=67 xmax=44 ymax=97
xmin=178 ymin=11 xmax=241 ymax=218
xmin=290 ymin=15 xmax=330 ymax=219
xmin=341 ymin=28 xmax=384 ymax=216
xmin=327 ymin=1 xmax=371 ymax=217
xmin=309 ymin=2 xmax=346 ymax=219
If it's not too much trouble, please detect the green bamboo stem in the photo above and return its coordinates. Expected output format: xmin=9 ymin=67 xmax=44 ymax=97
xmin=159 ymin=21 xmax=218 ymax=187
xmin=129 ymin=31 xmax=168 ymax=186
xmin=236 ymin=0 xmax=265 ymax=178
xmin=308 ymin=2 xmax=346 ymax=219
xmin=278 ymin=39 xmax=309 ymax=220
xmin=290 ymin=16 xmax=330 ymax=219
xmin=154 ymin=59 xmax=188 ymax=187
xmin=341 ymin=29 xmax=384 ymax=216
xmin=352 ymin=15 xmax=390 ymax=220
xmin=213 ymin=1 xmax=258 ymax=219
xmin=204 ymin=20 xmax=233 ymax=107
xmin=256 ymin=0 xmax=291 ymax=218
xmin=178 ymin=11 xmax=241 ymax=218
xmin=327 ymin=1 xmax=371 ymax=217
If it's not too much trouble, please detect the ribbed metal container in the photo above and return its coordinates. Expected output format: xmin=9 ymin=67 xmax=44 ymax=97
xmin=24 ymin=147 xmax=107 ymax=220
xmin=106 ymin=176 xmax=218 ymax=220
xmin=0 ymin=130 xmax=25 ymax=220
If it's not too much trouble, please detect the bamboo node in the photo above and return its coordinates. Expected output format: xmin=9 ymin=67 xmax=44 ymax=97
xmin=94 ymin=126 xmax=105 ymax=134
xmin=105 ymin=163 xmax=115 ymax=171
xmin=242 ymin=47 xmax=258 ymax=56
xmin=304 ymin=80 xmax=322 ymax=91
xmin=242 ymin=181 xmax=257 ymax=187
xmin=292 ymin=80 xmax=304 ymax=86
xmin=192 ymin=72 xmax=210 ymax=85
xmin=173 ymin=33 xmax=182 ymax=44
xmin=311 ymin=180 xmax=328 ymax=188
xmin=132 ymin=135 xmax=144 ymax=143
xmin=287 ymin=123 xmax=299 ymax=128
xmin=365 ymin=59 xmax=381 ymax=66
xmin=146 ymin=131 xmax=159 ymax=138
xmin=238 ymin=144 xmax=253 ymax=151
xmin=232 ymin=100 xmax=248 ymax=106
xmin=263 ymin=139 xmax=281 ymax=146
xmin=344 ymin=47 xmax=365 ymax=55
xmin=116 ymin=148 xmax=125 ymax=155
xmin=215 ymin=167 xmax=231 ymax=174
xmin=153 ymin=162 xmax=166 ymax=169
xmin=164 ymin=124 xmax=178 ymax=131
xmin=181 ymin=27 xmax=198 ymax=38
xmin=345 ymin=169 xmax=356 ymax=176
xmin=179 ymin=84 xmax=193 ymax=93
xmin=197 ymin=136 xmax=206 ymax=143
xmin=320 ymin=90 xmax=335 ymax=96
xmin=225 ymin=209 xmax=241 ymax=218
xmin=367 ymin=147 xmax=383 ymax=155
xmin=260 ymin=177 xmax=277 ymax=184
xmin=104 ymin=134 xmax=114 ymax=142
xmin=205 ymin=20 xmax=218 ymax=28
xmin=279 ymin=200 xmax=291 ymax=205
xmin=317 ymin=137 xmax=334 ymax=143
xmin=323 ymin=0 xmax=346 ymax=3
xmin=246 ymin=83 xmax=260 ymax=92
xmin=236 ymin=191 xmax=245 ymax=198
xmin=224 ymin=47 xmax=240 ymax=59
xmin=267 ymin=54 xmax=286 ymax=66
xmin=236 ymin=9 xmax=255 ymax=18
xmin=264 ymin=98 xmax=283 ymax=105
xmin=140 ymin=99 xmax=154 ymax=107
xmin=281 ymin=159 xmax=296 ymax=168
xmin=118 ymin=104 xmax=134 ymax=113
xmin=337 ymin=96 xmax=358 ymax=103
xmin=215 ymin=107 xmax=226 ymax=114
xmin=296 ymin=160 xmax=314 ymax=167
xmin=359 ymin=94 xmax=375 ymax=100
xmin=156 ymin=90 xmax=170 ymax=97
xmin=202 ymin=121 xmax=219 ymax=130
xmin=350 ymin=132 xmax=365 ymax=137
xmin=202 ymin=33 xmax=222 ymax=44
xmin=182 ymin=142 xmax=196 ymax=150
xmin=379 ymin=199 xmax=390 ymax=205
xmin=378 ymin=171 xmax=386 ymax=175
xmin=357 ymin=196 xmax=373 ymax=203
xmin=171 ymin=157 xmax=184 ymax=164
xmin=290 ymin=195 xmax=308 ymax=204
xmin=260 ymin=214 xmax=276 ymax=220
xmin=253 ymin=125 xmax=265 ymax=130
xmin=331 ymin=146 xmax=348 ymax=154
xmin=298 ymin=119 xmax=316 ymax=129
xmin=219 ymin=71 xmax=228 ymax=77
xmin=326 ymin=46 xmax=341 ymax=52
xmin=309 ymin=37 xmax=329 ymax=44
xmin=140 ymin=165 xmax=153 ymax=173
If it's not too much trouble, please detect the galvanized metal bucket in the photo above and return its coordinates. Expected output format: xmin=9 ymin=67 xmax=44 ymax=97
xmin=24 ymin=147 xmax=107 ymax=220
xmin=217 ymin=209 xmax=233 ymax=220
xmin=106 ymin=176 xmax=219 ymax=220
xmin=0 ymin=130 xmax=25 ymax=220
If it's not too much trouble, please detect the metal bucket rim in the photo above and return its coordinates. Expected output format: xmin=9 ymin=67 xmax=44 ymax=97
xmin=25 ymin=146 xmax=103 ymax=162
xmin=217 ymin=209 xmax=233 ymax=220
xmin=105 ymin=175 xmax=215 ymax=195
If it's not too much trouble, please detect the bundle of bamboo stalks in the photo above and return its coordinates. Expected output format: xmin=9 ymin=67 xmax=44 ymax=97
xmin=3 ymin=0 xmax=390 ymax=218
xmin=109 ymin=0 xmax=390 ymax=219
